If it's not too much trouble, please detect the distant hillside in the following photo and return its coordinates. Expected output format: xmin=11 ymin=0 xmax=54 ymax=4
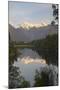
xmin=9 ymin=24 xmax=58 ymax=42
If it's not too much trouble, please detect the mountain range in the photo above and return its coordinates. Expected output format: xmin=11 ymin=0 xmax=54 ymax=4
xmin=19 ymin=22 xmax=48 ymax=29
xmin=9 ymin=23 xmax=58 ymax=42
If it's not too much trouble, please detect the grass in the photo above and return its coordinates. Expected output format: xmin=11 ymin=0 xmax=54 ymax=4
xmin=14 ymin=44 xmax=34 ymax=48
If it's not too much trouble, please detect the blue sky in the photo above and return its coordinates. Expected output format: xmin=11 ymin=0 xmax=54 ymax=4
xmin=9 ymin=1 xmax=53 ymax=27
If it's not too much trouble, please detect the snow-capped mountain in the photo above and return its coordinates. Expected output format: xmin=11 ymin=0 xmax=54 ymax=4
xmin=19 ymin=22 xmax=48 ymax=30
xmin=9 ymin=24 xmax=58 ymax=42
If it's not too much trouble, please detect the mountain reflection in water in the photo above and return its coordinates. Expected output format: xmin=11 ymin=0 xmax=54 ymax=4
xmin=14 ymin=48 xmax=58 ymax=86
xmin=18 ymin=56 xmax=46 ymax=64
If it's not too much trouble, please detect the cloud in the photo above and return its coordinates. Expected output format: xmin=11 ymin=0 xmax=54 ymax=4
xmin=9 ymin=1 xmax=53 ymax=27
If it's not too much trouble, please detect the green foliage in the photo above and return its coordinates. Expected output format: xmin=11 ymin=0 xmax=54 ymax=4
xmin=31 ymin=34 xmax=58 ymax=65
xmin=9 ymin=65 xmax=30 ymax=88
xmin=9 ymin=40 xmax=30 ymax=88
xmin=9 ymin=39 xmax=21 ymax=64
xmin=34 ymin=71 xmax=47 ymax=87
xmin=34 ymin=65 xmax=58 ymax=87
xmin=34 ymin=70 xmax=49 ymax=87
xmin=51 ymin=4 xmax=58 ymax=24
xmin=9 ymin=43 xmax=18 ymax=64
xmin=20 ymin=79 xmax=30 ymax=88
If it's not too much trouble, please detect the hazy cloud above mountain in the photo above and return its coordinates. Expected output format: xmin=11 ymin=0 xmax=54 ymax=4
xmin=9 ymin=1 xmax=53 ymax=27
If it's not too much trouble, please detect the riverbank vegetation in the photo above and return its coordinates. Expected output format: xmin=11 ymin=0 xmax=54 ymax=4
xmin=9 ymin=41 xmax=30 ymax=88
xmin=34 ymin=64 xmax=58 ymax=87
xmin=9 ymin=33 xmax=58 ymax=88
xmin=31 ymin=34 xmax=58 ymax=66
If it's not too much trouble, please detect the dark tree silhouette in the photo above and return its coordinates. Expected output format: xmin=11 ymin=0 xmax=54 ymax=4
xmin=51 ymin=21 xmax=55 ymax=25
xmin=51 ymin=4 xmax=58 ymax=24
xmin=34 ymin=70 xmax=49 ymax=87
xmin=34 ymin=65 xmax=58 ymax=87
xmin=9 ymin=65 xmax=30 ymax=88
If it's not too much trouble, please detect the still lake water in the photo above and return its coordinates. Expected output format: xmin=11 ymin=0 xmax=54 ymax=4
xmin=13 ymin=48 xmax=58 ymax=86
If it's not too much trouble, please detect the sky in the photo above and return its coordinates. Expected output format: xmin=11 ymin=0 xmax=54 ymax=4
xmin=8 ymin=1 xmax=53 ymax=27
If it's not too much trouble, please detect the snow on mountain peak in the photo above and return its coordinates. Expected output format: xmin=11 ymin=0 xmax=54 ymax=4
xmin=19 ymin=22 xmax=48 ymax=29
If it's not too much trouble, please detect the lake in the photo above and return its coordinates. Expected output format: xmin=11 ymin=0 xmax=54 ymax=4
xmin=13 ymin=48 xmax=58 ymax=86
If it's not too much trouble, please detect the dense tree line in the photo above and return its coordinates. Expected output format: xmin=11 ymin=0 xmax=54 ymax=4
xmin=9 ymin=34 xmax=30 ymax=88
xmin=34 ymin=64 xmax=58 ymax=87
xmin=31 ymin=34 xmax=58 ymax=66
